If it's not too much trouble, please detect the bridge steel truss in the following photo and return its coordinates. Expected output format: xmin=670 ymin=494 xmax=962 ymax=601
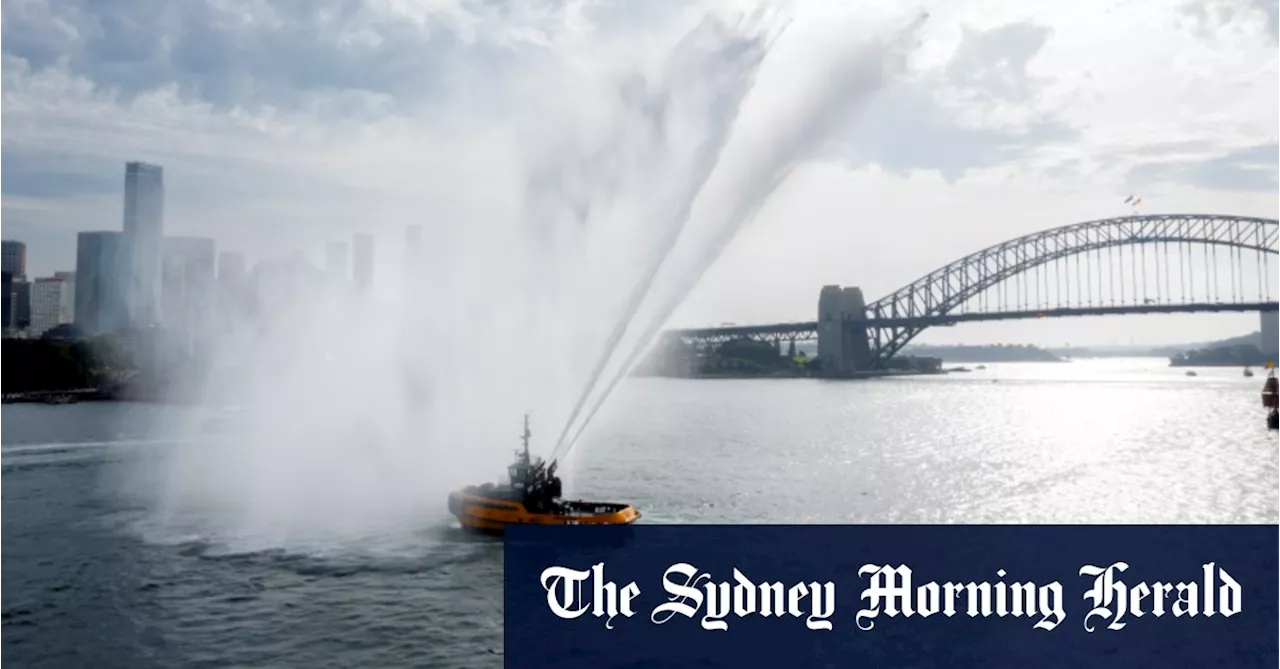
xmin=666 ymin=214 xmax=1278 ymax=367
xmin=864 ymin=214 xmax=1276 ymax=366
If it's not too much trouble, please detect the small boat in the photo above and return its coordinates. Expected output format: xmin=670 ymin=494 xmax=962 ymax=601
xmin=1185 ymin=370 xmax=1197 ymax=377
xmin=1243 ymin=366 xmax=1254 ymax=378
xmin=446 ymin=415 xmax=640 ymax=534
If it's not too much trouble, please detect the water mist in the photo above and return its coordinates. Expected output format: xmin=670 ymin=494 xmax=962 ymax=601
xmin=139 ymin=4 xmax=928 ymax=554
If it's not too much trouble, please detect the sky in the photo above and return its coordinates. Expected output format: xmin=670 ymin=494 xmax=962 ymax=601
xmin=2 ymin=0 xmax=1277 ymax=347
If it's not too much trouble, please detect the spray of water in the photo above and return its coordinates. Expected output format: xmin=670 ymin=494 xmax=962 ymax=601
xmin=551 ymin=10 xmax=931 ymax=463
xmin=136 ymin=2 xmax=929 ymax=553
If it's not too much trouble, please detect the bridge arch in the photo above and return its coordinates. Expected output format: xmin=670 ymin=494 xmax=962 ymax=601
xmin=864 ymin=214 xmax=1278 ymax=365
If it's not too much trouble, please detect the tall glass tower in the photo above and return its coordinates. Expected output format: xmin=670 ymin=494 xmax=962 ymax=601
xmin=123 ymin=161 xmax=165 ymax=326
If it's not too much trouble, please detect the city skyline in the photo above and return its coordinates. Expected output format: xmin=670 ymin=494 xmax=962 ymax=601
xmin=3 ymin=158 xmax=396 ymax=339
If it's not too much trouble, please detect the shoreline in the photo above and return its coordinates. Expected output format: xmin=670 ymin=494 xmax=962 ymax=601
xmin=634 ymin=369 xmax=951 ymax=380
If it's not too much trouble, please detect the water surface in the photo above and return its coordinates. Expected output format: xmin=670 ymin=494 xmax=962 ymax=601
xmin=4 ymin=357 xmax=1275 ymax=667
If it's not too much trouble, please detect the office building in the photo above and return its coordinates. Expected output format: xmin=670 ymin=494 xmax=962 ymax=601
xmin=161 ymin=237 xmax=216 ymax=355
xmin=123 ymin=161 xmax=165 ymax=326
xmin=326 ymin=241 xmax=349 ymax=280
xmin=2 ymin=240 xmax=26 ymax=278
xmin=353 ymin=233 xmax=373 ymax=292
xmin=75 ymin=231 xmax=132 ymax=335
xmin=12 ymin=280 xmax=31 ymax=330
xmin=30 ymin=276 xmax=74 ymax=336
xmin=54 ymin=271 xmax=76 ymax=320
xmin=1 ymin=271 xmax=11 ymax=329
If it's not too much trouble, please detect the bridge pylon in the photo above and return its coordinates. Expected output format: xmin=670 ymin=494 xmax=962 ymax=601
xmin=817 ymin=285 xmax=872 ymax=376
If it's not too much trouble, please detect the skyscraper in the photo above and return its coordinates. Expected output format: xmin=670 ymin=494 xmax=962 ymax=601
xmin=161 ymin=237 xmax=216 ymax=355
xmin=2 ymin=240 xmax=26 ymax=278
xmin=30 ymin=277 xmax=73 ymax=336
xmin=12 ymin=280 xmax=31 ymax=330
xmin=1 ymin=272 xmax=11 ymax=329
xmin=326 ymin=241 xmax=349 ymax=280
xmin=75 ymin=231 xmax=132 ymax=335
xmin=353 ymin=233 xmax=374 ymax=292
xmin=54 ymin=271 xmax=76 ymax=325
xmin=123 ymin=161 xmax=165 ymax=326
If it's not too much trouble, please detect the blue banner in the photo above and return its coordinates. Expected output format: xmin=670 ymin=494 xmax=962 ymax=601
xmin=504 ymin=525 xmax=1278 ymax=668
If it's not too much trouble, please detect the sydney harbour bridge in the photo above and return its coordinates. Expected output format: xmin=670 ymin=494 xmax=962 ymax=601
xmin=661 ymin=214 xmax=1278 ymax=374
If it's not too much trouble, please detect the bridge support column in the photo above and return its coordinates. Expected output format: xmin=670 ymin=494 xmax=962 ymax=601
xmin=818 ymin=285 xmax=872 ymax=376
xmin=1259 ymin=312 xmax=1280 ymax=358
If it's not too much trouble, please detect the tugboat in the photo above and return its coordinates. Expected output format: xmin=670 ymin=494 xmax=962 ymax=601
xmin=446 ymin=415 xmax=640 ymax=534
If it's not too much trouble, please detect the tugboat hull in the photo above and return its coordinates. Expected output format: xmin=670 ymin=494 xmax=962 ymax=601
xmin=448 ymin=490 xmax=640 ymax=534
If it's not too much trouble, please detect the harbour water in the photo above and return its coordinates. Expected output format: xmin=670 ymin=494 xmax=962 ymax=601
xmin=3 ymin=357 xmax=1276 ymax=667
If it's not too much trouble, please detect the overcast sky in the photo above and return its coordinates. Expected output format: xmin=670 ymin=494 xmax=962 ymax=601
xmin=3 ymin=0 xmax=1277 ymax=347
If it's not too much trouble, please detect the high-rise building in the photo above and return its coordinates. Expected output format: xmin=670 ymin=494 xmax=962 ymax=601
xmin=54 ymin=271 xmax=76 ymax=322
xmin=30 ymin=277 xmax=74 ymax=336
xmin=161 ymin=237 xmax=216 ymax=355
xmin=326 ymin=241 xmax=349 ymax=280
xmin=123 ymin=161 xmax=165 ymax=326
xmin=1 ymin=271 xmax=11 ymax=329
xmin=353 ymin=233 xmax=374 ymax=292
xmin=75 ymin=231 xmax=132 ymax=335
xmin=2 ymin=240 xmax=26 ymax=278
xmin=12 ymin=280 xmax=31 ymax=330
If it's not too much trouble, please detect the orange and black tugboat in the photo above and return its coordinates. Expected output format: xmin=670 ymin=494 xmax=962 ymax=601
xmin=447 ymin=415 xmax=640 ymax=534
xmin=1262 ymin=364 xmax=1278 ymax=430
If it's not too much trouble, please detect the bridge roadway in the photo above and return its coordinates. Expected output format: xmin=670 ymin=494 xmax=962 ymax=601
xmin=668 ymin=301 xmax=1280 ymax=344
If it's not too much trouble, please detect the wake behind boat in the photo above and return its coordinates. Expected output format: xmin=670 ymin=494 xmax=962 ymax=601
xmin=447 ymin=415 xmax=639 ymax=534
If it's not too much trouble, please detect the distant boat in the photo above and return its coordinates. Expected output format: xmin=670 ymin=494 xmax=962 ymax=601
xmin=1243 ymin=367 xmax=1254 ymax=378
xmin=1185 ymin=370 xmax=1197 ymax=377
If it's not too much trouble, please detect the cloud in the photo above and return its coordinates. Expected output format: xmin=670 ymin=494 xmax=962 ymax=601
xmin=1260 ymin=0 xmax=1280 ymax=39
xmin=829 ymin=20 xmax=1076 ymax=181
xmin=0 ymin=0 xmax=593 ymax=116
xmin=944 ymin=21 xmax=1052 ymax=103
xmin=1127 ymin=142 xmax=1280 ymax=192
